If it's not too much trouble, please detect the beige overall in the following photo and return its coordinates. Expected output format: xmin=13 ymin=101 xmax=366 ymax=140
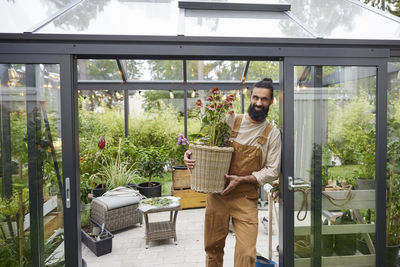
xmin=204 ymin=114 xmax=273 ymax=267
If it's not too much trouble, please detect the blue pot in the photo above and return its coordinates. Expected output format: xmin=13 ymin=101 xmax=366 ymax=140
xmin=255 ymin=255 xmax=276 ymax=267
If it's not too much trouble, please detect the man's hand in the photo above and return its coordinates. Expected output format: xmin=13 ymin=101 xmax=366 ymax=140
xmin=184 ymin=150 xmax=195 ymax=169
xmin=221 ymin=174 xmax=241 ymax=195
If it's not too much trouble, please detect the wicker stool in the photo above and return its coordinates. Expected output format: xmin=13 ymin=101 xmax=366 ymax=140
xmin=90 ymin=196 xmax=142 ymax=232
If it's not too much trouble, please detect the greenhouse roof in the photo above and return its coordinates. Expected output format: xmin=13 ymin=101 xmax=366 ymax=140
xmin=2 ymin=0 xmax=400 ymax=41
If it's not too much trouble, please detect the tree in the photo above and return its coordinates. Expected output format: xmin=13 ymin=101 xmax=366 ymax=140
xmin=362 ymin=0 xmax=400 ymax=16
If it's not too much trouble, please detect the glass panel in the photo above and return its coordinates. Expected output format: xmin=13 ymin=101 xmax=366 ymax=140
xmin=0 ymin=64 xmax=64 ymax=265
xmin=77 ymin=60 xmax=122 ymax=81
xmin=387 ymin=59 xmax=400 ymax=264
xmin=128 ymin=90 xmax=184 ymax=193
xmin=78 ymin=89 xmax=125 ymax=246
xmin=38 ymin=0 xmax=179 ymax=36
xmin=288 ymin=0 xmax=400 ymax=39
xmin=187 ymin=60 xmax=246 ymax=81
xmin=184 ymin=9 xmax=312 ymax=38
xmin=293 ymin=66 xmax=376 ymax=266
xmin=122 ymin=60 xmax=183 ymax=81
xmin=0 ymin=0 xmax=71 ymax=33
xmin=246 ymin=61 xmax=280 ymax=82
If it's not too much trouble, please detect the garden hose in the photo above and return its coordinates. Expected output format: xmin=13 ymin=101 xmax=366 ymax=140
xmin=322 ymin=185 xmax=353 ymax=207
xmin=296 ymin=187 xmax=311 ymax=221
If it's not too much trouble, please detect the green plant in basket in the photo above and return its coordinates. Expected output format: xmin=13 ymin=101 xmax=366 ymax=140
xmin=193 ymin=87 xmax=236 ymax=147
xmin=189 ymin=87 xmax=237 ymax=193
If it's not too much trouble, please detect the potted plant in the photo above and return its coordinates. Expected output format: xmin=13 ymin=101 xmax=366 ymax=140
xmin=133 ymin=145 xmax=169 ymax=198
xmin=172 ymin=134 xmax=191 ymax=189
xmin=95 ymin=138 xmax=139 ymax=190
xmin=190 ymin=87 xmax=236 ymax=193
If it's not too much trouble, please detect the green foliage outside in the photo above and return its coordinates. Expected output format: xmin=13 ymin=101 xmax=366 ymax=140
xmin=327 ymin=91 xmax=376 ymax=180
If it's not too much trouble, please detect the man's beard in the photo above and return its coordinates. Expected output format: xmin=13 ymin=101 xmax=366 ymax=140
xmin=247 ymin=104 xmax=269 ymax=122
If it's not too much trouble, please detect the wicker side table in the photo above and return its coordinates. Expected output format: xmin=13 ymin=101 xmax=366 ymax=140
xmin=139 ymin=198 xmax=181 ymax=248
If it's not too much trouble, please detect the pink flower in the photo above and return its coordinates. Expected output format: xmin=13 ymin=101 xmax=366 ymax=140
xmin=206 ymin=96 xmax=214 ymax=102
xmin=226 ymin=94 xmax=235 ymax=101
xmin=208 ymin=104 xmax=216 ymax=111
xmin=216 ymin=103 xmax=223 ymax=109
xmin=195 ymin=99 xmax=203 ymax=107
xmin=229 ymin=110 xmax=235 ymax=115
xmin=210 ymin=87 xmax=220 ymax=95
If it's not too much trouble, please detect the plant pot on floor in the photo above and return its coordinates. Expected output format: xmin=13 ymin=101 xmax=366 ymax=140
xmin=134 ymin=182 xmax=162 ymax=198
xmin=387 ymin=244 xmax=400 ymax=267
xmin=81 ymin=219 xmax=114 ymax=257
xmin=92 ymin=184 xmax=107 ymax=197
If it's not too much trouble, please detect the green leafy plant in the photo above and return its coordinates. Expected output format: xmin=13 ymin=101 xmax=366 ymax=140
xmin=194 ymin=87 xmax=236 ymax=146
xmin=135 ymin=146 xmax=169 ymax=185
xmin=386 ymin=107 xmax=400 ymax=246
xmin=91 ymin=139 xmax=139 ymax=190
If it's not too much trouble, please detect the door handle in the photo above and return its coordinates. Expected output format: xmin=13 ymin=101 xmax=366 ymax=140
xmin=288 ymin=176 xmax=309 ymax=191
xmin=65 ymin=177 xmax=71 ymax=208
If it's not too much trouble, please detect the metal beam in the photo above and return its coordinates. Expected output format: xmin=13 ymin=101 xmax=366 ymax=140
xmin=179 ymin=1 xmax=291 ymax=12
xmin=77 ymin=81 xmax=259 ymax=91
xmin=1 ymin=33 xmax=400 ymax=47
xmin=0 ymin=64 xmax=12 ymax=198
xmin=0 ymin=42 xmax=391 ymax=59
xmin=116 ymin=59 xmax=127 ymax=83
xmin=375 ymin=59 xmax=388 ymax=267
xmin=26 ymin=63 xmax=45 ymax=266
xmin=61 ymin=55 xmax=82 ymax=267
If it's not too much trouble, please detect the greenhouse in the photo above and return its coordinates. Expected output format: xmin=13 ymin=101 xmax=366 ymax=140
xmin=1 ymin=0 xmax=400 ymax=266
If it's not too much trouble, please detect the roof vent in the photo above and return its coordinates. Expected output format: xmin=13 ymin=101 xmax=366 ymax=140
xmin=178 ymin=1 xmax=291 ymax=12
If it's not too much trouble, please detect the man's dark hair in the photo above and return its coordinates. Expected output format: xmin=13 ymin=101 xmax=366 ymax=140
xmin=253 ymin=78 xmax=274 ymax=99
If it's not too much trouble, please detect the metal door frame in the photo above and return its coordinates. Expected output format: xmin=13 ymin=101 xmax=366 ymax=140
xmin=0 ymin=54 xmax=80 ymax=267
xmin=280 ymin=56 xmax=388 ymax=267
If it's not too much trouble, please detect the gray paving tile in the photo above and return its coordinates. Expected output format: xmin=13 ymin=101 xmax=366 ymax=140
xmin=82 ymin=207 xmax=279 ymax=267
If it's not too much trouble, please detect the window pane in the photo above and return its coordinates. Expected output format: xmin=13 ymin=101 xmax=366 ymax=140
xmin=0 ymin=0 xmax=71 ymax=33
xmin=78 ymin=60 xmax=122 ymax=81
xmin=0 ymin=63 xmax=64 ymax=265
xmin=122 ymin=60 xmax=183 ymax=81
xmin=293 ymin=66 xmax=376 ymax=266
xmin=38 ymin=0 xmax=179 ymax=36
xmin=187 ymin=60 xmax=246 ymax=81
xmin=289 ymin=0 xmax=400 ymax=39
xmin=246 ymin=61 xmax=280 ymax=82
xmin=184 ymin=9 xmax=312 ymax=38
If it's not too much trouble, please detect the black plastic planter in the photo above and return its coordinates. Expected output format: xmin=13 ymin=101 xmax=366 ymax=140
xmin=92 ymin=184 xmax=107 ymax=197
xmin=81 ymin=219 xmax=114 ymax=257
xmin=135 ymin=182 xmax=162 ymax=198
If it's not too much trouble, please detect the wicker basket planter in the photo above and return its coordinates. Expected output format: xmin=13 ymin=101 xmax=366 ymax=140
xmin=190 ymin=144 xmax=234 ymax=193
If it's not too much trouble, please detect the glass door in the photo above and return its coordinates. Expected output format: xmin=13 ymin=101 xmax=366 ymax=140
xmin=0 ymin=55 xmax=79 ymax=266
xmin=281 ymin=58 xmax=388 ymax=267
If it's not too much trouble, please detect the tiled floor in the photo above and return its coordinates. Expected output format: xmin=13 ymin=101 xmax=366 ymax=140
xmin=82 ymin=207 xmax=279 ymax=267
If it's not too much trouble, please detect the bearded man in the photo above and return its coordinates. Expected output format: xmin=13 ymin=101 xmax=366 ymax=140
xmin=185 ymin=78 xmax=281 ymax=267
